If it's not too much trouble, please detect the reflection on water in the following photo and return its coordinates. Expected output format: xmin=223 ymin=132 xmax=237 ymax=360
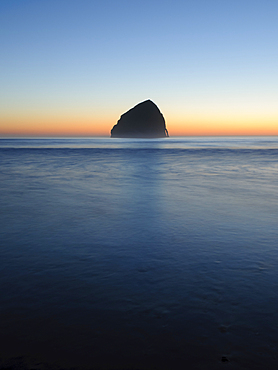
xmin=1 ymin=135 xmax=278 ymax=149
xmin=0 ymin=137 xmax=278 ymax=369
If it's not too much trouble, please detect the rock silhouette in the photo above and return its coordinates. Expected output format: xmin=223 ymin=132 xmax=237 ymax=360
xmin=111 ymin=100 xmax=169 ymax=138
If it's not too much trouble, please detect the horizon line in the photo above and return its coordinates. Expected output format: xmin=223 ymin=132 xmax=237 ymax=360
xmin=1 ymin=134 xmax=278 ymax=138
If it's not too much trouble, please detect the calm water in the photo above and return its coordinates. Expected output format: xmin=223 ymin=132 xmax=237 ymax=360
xmin=0 ymin=137 xmax=278 ymax=369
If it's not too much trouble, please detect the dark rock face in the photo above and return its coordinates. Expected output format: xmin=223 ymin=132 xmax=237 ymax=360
xmin=111 ymin=100 xmax=169 ymax=138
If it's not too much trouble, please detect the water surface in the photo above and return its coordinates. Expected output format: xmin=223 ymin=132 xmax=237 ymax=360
xmin=1 ymin=137 xmax=278 ymax=369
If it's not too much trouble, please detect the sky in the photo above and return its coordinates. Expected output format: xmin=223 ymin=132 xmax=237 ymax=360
xmin=1 ymin=0 xmax=278 ymax=136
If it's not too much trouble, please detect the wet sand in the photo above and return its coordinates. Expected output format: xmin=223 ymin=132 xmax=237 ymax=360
xmin=1 ymin=137 xmax=278 ymax=370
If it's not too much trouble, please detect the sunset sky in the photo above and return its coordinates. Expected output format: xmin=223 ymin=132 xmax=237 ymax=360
xmin=1 ymin=0 xmax=277 ymax=136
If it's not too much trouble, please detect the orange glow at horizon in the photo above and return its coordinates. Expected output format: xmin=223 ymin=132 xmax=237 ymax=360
xmin=167 ymin=112 xmax=278 ymax=136
xmin=0 ymin=114 xmax=111 ymax=136
xmin=1 ymin=113 xmax=278 ymax=137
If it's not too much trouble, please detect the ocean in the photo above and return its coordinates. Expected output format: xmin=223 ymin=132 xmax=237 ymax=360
xmin=0 ymin=136 xmax=278 ymax=369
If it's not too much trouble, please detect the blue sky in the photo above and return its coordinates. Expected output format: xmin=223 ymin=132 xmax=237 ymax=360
xmin=1 ymin=0 xmax=278 ymax=135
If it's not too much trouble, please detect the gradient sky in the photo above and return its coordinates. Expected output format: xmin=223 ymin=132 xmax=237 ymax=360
xmin=1 ymin=0 xmax=278 ymax=136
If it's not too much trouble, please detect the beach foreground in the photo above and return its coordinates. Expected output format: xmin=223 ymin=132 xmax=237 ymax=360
xmin=1 ymin=137 xmax=278 ymax=369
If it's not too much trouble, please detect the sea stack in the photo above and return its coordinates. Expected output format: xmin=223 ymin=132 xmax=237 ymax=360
xmin=111 ymin=100 xmax=169 ymax=138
